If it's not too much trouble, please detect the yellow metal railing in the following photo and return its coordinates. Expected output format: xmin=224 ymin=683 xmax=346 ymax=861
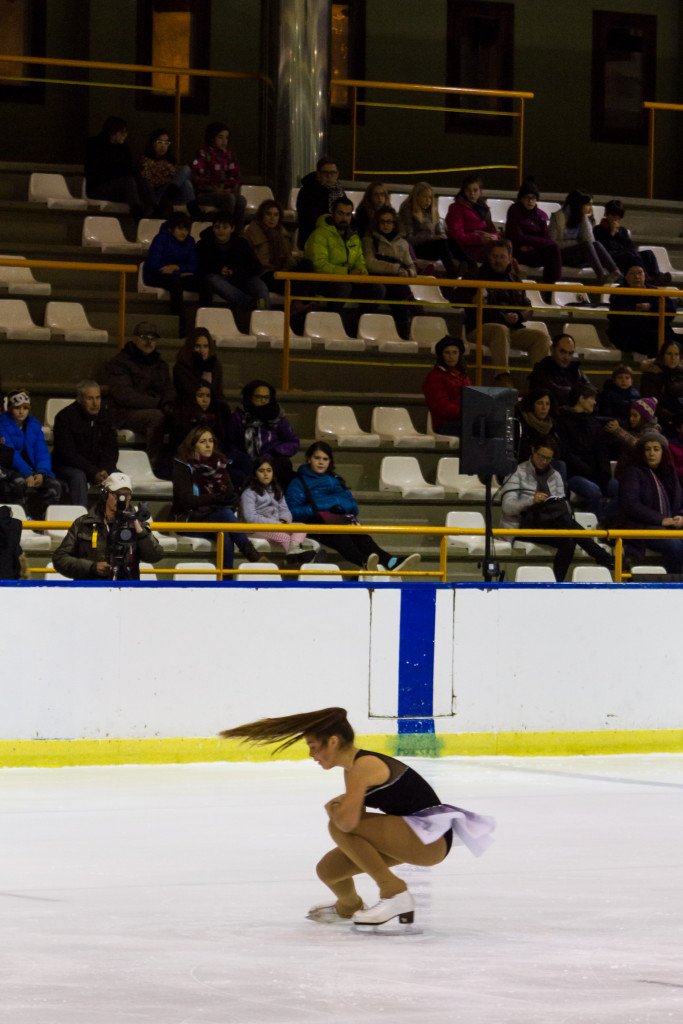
xmin=274 ymin=271 xmax=680 ymax=389
xmin=0 ymin=54 xmax=272 ymax=160
xmin=0 ymin=256 xmax=137 ymax=349
xmin=21 ymin=521 xmax=683 ymax=585
xmin=334 ymin=79 xmax=534 ymax=186
xmin=643 ymin=101 xmax=683 ymax=199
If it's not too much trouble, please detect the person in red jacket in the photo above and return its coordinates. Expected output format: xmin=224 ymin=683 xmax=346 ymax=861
xmin=422 ymin=336 xmax=471 ymax=437
xmin=445 ymin=174 xmax=500 ymax=264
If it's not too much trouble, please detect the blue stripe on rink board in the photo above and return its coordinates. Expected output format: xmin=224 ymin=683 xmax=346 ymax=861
xmin=397 ymin=588 xmax=436 ymax=735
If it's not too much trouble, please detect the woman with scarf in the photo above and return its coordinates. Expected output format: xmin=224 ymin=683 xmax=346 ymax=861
xmin=171 ymin=426 xmax=264 ymax=568
xmin=243 ymin=199 xmax=297 ymax=296
xmin=228 ymin=379 xmax=299 ymax=490
xmin=173 ymin=327 xmax=224 ymax=405
xmin=618 ymin=433 xmax=683 ymax=573
xmin=362 ymin=206 xmax=416 ymax=338
xmin=516 ymin=388 xmax=561 ymax=465
xmin=445 ymin=173 xmax=501 ymax=264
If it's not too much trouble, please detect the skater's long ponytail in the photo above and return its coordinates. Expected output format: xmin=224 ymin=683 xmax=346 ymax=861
xmin=218 ymin=707 xmax=354 ymax=754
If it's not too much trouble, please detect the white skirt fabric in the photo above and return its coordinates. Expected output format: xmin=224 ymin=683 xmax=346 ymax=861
xmin=402 ymin=804 xmax=496 ymax=857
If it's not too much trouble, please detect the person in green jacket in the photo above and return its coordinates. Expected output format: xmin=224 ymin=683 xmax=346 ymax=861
xmin=304 ymin=197 xmax=385 ymax=333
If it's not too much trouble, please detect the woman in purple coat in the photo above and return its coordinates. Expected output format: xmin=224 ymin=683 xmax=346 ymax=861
xmin=228 ymin=379 xmax=299 ymax=489
xmin=619 ymin=433 xmax=683 ymax=572
xmin=505 ymin=179 xmax=562 ymax=287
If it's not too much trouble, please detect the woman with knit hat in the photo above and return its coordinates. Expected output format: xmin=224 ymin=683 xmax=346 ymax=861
xmin=618 ymin=432 xmax=683 ymax=572
xmin=504 ymin=178 xmax=562 ymax=287
xmin=421 ymin=336 xmax=471 ymax=437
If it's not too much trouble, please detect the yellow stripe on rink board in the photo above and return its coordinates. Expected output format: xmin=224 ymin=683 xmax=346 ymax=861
xmin=1 ymin=730 xmax=682 ymax=767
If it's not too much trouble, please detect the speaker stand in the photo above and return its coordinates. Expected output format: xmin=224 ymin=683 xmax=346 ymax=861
xmin=482 ymin=475 xmax=504 ymax=583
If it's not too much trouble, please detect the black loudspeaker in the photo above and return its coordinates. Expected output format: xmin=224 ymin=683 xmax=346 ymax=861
xmin=460 ymin=386 xmax=518 ymax=477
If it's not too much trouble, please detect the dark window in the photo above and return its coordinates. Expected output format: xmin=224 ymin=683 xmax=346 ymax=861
xmin=0 ymin=0 xmax=46 ymax=105
xmin=330 ymin=0 xmax=366 ymax=126
xmin=446 ymin=1 xmax=514 ymax=136
xmin=591 ymin=11 xmax=656 ymax=145
xmin=135 ymin=0 xmax=210 ymax=115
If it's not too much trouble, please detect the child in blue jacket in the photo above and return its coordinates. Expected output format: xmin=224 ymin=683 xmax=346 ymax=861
xmin=0 ymin=389 xmax=61 ymax=518
xmin=142 ymin=212 xmax=201 ymax=335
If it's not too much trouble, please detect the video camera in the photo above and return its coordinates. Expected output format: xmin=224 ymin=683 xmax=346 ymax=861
xmin=107 ymin=493 xmax=151 ymax=580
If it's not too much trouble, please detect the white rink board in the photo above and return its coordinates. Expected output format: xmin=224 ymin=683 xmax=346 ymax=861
xmin=1 ymin=584 xmax=682 ymax=739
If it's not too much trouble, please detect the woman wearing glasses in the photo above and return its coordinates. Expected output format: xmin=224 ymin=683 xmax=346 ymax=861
xmin=361 ymin=207 xmax=416 ymax=337
xmin=227 ymin=379 xmax=299 ymax=490
xmin=138 ymin=127 xmax=194 ymax=216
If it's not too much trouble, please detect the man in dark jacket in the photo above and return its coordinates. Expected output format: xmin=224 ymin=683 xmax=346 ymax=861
xmin=196 ymin=213 xmax=270 ymax=309
xmin=106 ymin=321 xmax=175 ymax=469
xmin=557 ymin=382 xmax=617 ymax=520
xmin=52 ymin=380 xmax=119 ymax=507
xmin=0 ymin=504 xmax=22 ymax=580
xmin=296 ymin=156 xmax=348 ymax=248
xmin=464 ymin=241 xmax=550 ymax=372
xmin=528 ymin=333 xmax=590 ymax=407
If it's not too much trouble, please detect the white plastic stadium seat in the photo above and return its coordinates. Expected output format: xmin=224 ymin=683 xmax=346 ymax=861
xmin=514 ymin=565 xmax=556 ymax=583
xmin=345 ymin=190 xmax=364 ymax=208
xmin=190 ymin=221 xmax=212 ymax=241
xmin=568 ymin=323 xmax=620 ymax=363
xmin=426 ymin=412 xmax=459 ymax=450
xmin=304 ymin=311 xmax=364 ymax=351
xmin=148 ymin=521 xmax=178 ymax=553
xmin=249 ymin=310 xmax=312 ymax=350
xmin=525 ymin=290 xmax=565 ymax=319
xmin=80 ymin=180 xmax=129 ymax=213
xmin=379 ymin=456 xmax=445 ymax=499
xmin=571 ymin=565 xmax=613 ymax=583
xmin=638 ymin=246 xmax=683 ymax=283
xmin=241 ymin=185 xmax=275 ymax=212
xmin=371 ymin=407 xmax=435 ymax=448
xmin=630 ymin=565 xmax=667 ymax=577
xmin=136 ymin=218 xmax=165 ymax=248
xmin=315 ymin=406 xmax=380 ymax=447
xmin=0 ymin=299 xmax=51 ymax=340
xmin=42 ymin=397 xmax=72 ymax=442
xmin=5 ymin=505 xmax=51 ymax=551
xmin=46 ymin=504 xmax=88 ymax=541
xmin=358 ymin=314 xmax=417 ymax=354
xmin=172 ymin=562 xmax=218 ymax=581
xmin=410 ymin=315 xmax=449 ymax=350
xmin=487 ymin=198 xmax=513 ymax=230
xmin=116 ymin=450 xmax=173 ymax=496
xmin=436 ymin=458 xmax=487 ymax=499
xmin=445 ymin=510 xmax=511 ymax=556
xmin=138 ymin=562 xmax=158 ymax=580
xmin=0 ymin=255 xmax=51 ymax=295
xmin=410 ymin=282 xmax=450 ymax=306
xmin=537 ymin=201 xmax=561 ymax=218
xmin=437 ymin=195 xmax=452 ymax=220
xmin=29 ymin=172 xmax=88 ymax=209
xmin=297 ymin=563 xmax=341 ymax=582
xmin=44 ymin=302 xmax=108 ymax=343
xmin=82 ymin=216 xmax=142 ymax=253
xmin=44 ymin=561 xmax=72 ymax=582
xmin=195 ymin=307 xmax=257 ymax=348
xmin=235 ymin=562 xmax=281 ymax=581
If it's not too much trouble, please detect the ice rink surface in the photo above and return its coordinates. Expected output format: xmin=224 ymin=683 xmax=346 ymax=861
xmin=2 ymin=753 xmax=682 ymax=1024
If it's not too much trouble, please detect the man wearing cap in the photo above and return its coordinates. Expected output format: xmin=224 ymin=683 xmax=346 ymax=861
xmin=52 ymin=380 xmax=119 ymax=507
xmin=53 ymin=472 xmax=163 ymax=580
xmin=106 ymin=322 xmax=175 ymax=472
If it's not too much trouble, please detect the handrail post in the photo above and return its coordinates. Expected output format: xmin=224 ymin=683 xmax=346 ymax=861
xmin=517 ymin=97 xmax=525 ymax=188
xmin=614 ymin=537 xmax=623 ymax=583
xmin=118 ymin=272 xmax=126 ymax=350
xmin=658 ymin=294 xmax=666 ymax=353
xmin=174 ymin=74 xmax=182 ymax=158
xmin=475 ymin=286 xmax=484 ymax=386
xmin=648 ymin=107 xmax=655 ymax=199
xmin=351 ymin=85 xmax=358 ymax=182
xmin=282 ymin=278 xmax=291 ymax=390
xmin=439 ymin=534 xmax=448 ymax=583
xmin=217 ymin=530 xmax=225 ymax=582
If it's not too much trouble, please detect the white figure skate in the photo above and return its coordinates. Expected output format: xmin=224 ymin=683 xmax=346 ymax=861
xmin=351 ymin=890 xmax=422 ymax=934
xmin=306 ymin=901 xmax=364 ymax=924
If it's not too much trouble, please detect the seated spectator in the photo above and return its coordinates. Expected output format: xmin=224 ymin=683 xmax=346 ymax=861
xmin=189 ymin=121 xmax=246 ymax=231
xmin=52 ymin=380 xmax=119 ymax=507
xmin=549 ymin=190 xmax=620 ymax=287
xmin=0 ymin=504 xmax=23 ymax=580
xmin=143 ymin=211 xmax=201 ymax=336
xmin=0 ymin=389 xmax=61 ymax=519
xmin=640 ymin=340 xmax=683 ymax=435
xmin=618 ymin=433 xmax=683 ymax=573
xmin=557 ymin=382 xmax=618 ymax=521
xmin=286 ymin=441 xmax=421 ymax=574
xmin=361 ymin=206 xmax=416 ymax=338
xmin=666 ymin=412 xmax=683 ymax=481
xmin=304 ymin=197 xmax=384 ymax=332
xmin=53 ymin=472 xmax=163 ymax=580
xmin=106 ymin=321 xmax=175 ymax=473
xmin=228 ymin=379 xmax=299 ymax=490
xmin=517 ymin=388 xmax=561 ymax=465
xmin=422 ymin=336 xmax=471 ymax=437
xmin=607 ymin=260 xmax=677 ymax=359
xmin=173 ymin=327 xmax=224 ymax=407
xmin=500 ymin=437 xmax=614 ymax=581
xmin=243 ymin=199 xmax=297 ymax=295
xmin=354 ymin=181 xmax=391 ymax=241
xmin=597 ymin=364 xmax=640 ymax=422
xmin=398 ymin=182 xmax=465 ymax=278
xmin=463 ymin=241 xmax=550 ymax=372
xmin=445 ymin=174 xmax=501 ymax=264
xmin=505 ymin=179 xmax=562 ymax=288
xmin=239 ymin=455 xmax=315 ymax=567
xmin=605 ymin=396 xmax=660 ymax=469
xmin=171 ymin=427 xmax=264 ymax=568
xmin=296 ymin=156 xmax=347 ymax=249
xmin=137 ymin=127 xmax=194 ymax=216
xmin=171 ymin=382 xmax=232 ymax=455
xmin=594 ymin=200 xmax=669 ymax=284
xmin=0 ymin=428 xmax=26 ymax=505
xmin=196 ymin=212 xmax=270 ymax=310
xmin=84 ymin=116 xmax=148 ymax=222
xmin=528 ymin=333 xmax=589 ymax=408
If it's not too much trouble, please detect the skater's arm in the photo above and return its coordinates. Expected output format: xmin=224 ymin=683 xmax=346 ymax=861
xmin=326 ymin=756 xmax=390 ymax=832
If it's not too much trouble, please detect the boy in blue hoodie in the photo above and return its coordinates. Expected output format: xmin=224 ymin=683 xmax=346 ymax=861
xmin=143 ymin=212 xmax=201 ymax=335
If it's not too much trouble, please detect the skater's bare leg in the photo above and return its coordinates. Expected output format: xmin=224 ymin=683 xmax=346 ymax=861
xmin=328 ymin=815 xmax=447 ymax=900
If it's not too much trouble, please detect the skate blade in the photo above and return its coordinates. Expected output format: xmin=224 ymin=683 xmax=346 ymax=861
xmin=352 ymin=922 xmax=423 ymax=936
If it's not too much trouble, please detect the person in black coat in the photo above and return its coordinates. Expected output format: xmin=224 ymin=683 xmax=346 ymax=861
xmin=557 ymin=382 xmax=617 ymax=520
xmin=195 ymin=213 xmax=270 ymax=309
xmin=84 ymin=116 xmax=148 ymax=222
xmin=607 ymin=260 xmax=677 ymax=359
xmin=0 ymin=504 xmax=22 ymax=580
xmin=527 ymin=333 xmax=590 ymax=408
xmin=296 ymin=157 xmax=348 ymax=248
xmin=52 ymin=380 xmax=119 ymax=507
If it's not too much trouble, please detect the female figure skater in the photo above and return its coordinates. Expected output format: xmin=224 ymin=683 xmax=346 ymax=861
xmin=219 ymin=707 xmax=494 ymax=929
